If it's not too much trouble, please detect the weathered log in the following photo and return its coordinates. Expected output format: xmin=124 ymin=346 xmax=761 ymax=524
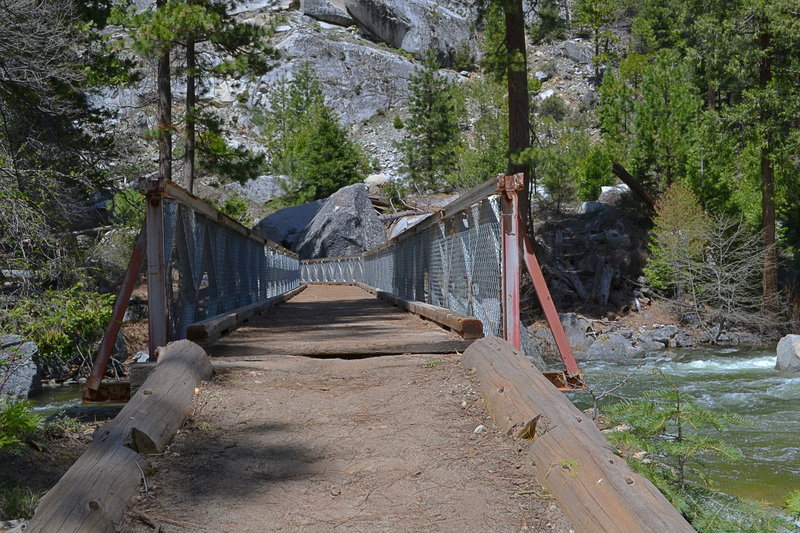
xmin=463 ymin=337 xmax=696 ymax=533
xmin=356 ymin=283 xmax=484 ymax=339
xmin=27 ymin=340 xmax=213 ymax=533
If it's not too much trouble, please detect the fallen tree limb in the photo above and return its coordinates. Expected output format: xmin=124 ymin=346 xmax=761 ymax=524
xmin=463 ymin=337 xmax=695 ymax=533
xmin=27 ymin=340 xmax=213 ymax=533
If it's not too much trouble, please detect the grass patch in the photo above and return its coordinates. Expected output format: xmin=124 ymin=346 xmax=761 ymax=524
xmin=0 ymin=482 xmax=44 ymax=520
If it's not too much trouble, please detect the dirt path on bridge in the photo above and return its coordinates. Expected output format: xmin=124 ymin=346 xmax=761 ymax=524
xmin=118 ymin=353 xmax=573 ymax=533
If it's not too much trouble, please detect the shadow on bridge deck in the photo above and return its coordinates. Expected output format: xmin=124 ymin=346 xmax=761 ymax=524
xmin=206 ymin=284 xmax=474 ymax=359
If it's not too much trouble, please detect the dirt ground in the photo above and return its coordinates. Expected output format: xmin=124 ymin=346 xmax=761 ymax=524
xmin=117 ymin=353 xmax=573 ymax=533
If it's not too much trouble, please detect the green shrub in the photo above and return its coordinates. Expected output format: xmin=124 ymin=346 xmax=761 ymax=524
xmin=41 ymin=411 xmax=82 ymax=439
xmin=785 ymin=489 xmax=800 ymax=520
xmin=215 ymin=195 xmax=253 ymax=226
xmin=538 ymin=94 xmax=570 ymax=122
xmin=452 ymin=41 xmax=476 ymax=72
xmin=0 ymin=284 xmax=114 ymax=364
xmin=576 ymin=144 xmax=614 ymax=201
xmin=0 ymin=398 xmax=42 ymax=451
xmin=393 ymin=115 xmax=404 ymax=129
xmin=643 ymin=183 xmax=711 ymax=291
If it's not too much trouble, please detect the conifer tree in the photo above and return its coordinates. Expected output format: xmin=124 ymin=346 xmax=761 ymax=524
xmin=573 ymin=0 xmax=617 ymax=86
xmin=400 ymin=52 xmax=461 ymax=191
xmin=113 ymin=0 xmax=278 ymax=191
xmin=257 ymin=64 xmax=365 ymax=204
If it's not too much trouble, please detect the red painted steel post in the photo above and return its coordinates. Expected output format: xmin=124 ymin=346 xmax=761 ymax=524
xmin=85 ymin=225 xmax=147 ymax=392
xmin=499 ymin=174 xmax=523 ymax=350
xmin=519 ymin=222 xmax=582 ymax=377
xmin=146 ymin=179 xmax=168 ymax=360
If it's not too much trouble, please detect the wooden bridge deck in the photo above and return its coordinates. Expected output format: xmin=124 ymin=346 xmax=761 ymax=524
xmin=114 ymin=284 xmax=572 ymax=532
xmin=208 ymin=284 xmax=475 ymax=359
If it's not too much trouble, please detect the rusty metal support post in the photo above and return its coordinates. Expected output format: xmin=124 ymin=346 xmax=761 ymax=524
xmin=498 ymin=174 xmax=523 ymax=350
xmin=84 ymin=225 xmax=147 ymax=394
xmin=519 ymin=221 xmax=582 ymax=378
xmin=146 ymin=179 xmax=168 ymax=360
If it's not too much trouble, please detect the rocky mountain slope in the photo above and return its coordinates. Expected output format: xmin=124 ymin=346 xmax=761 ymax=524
xmin=94 ymin=0 xmax=597 ymax=208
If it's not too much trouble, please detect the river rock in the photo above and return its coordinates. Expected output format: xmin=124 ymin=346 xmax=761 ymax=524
xmin=637 ymin=339 xmax=666 ymax=351
xmin=252 ymin=198 xmax=327 ymax=249
xmin=123 ymin=297 xmax=148 ymax=322
xmin=523 ymin=313 xmax=594 ymax=362
xmin=0 ymin=340 xmax=41 ymax=398
xmin=598 ymin=184 xmax=630 ymax=206
xmin=344 ymin=0 xmax=477 ymax=66
xmin=638 ymin=325 xmax=678 ymax=344
xmin=302 ymin=0 xmax=354 ymax=26
xmin=296 ymin=183 xmax=387 ymax=259
xmin=670 ymin=330 xmax=697 ymax=348
xmin=776 ymin=334 xmax=800 ymax=372
xmin=586 ymin=332 xmax=644 ymax=361
xmin=0 ymin=335 xmax=24 ymax=349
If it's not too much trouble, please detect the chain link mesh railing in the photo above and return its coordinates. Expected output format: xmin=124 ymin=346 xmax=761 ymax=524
xmin=162 ymin=198 xmax=300 ymax=341
xmin=300 ymin=194 xmax=502 ymax=337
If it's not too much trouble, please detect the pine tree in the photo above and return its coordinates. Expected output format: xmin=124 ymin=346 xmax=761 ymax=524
xmin=400 ymin=52 xmax=461 ymax=191
xmin=630 ymin=49 xmax=701 ymax=192
xmin=529 ymin=0 xmax=567 ymax=44
xmin=573 ymin=0 xmax=617 ymax=86
xmin=257 ymin=64 xmax=365 ymax=204
xmin=112 ymin=0 xmax=278 ymax=191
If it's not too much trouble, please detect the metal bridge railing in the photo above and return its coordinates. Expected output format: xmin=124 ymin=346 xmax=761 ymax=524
xmin=86 ymin=180 xmax=300 ymax=395
xmin=300 ymin=180 xmax=503 ymax=337
xmin=162 ymin=194 xmax=300 ymax=342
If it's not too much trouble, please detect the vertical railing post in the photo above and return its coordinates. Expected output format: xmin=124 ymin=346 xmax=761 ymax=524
xmin=498 ymin=173 xmax=523 ymax=350
xmin=146 ymin=178 xmax=168 ymax=360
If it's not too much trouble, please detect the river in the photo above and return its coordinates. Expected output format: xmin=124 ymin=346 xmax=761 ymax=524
xmin=568 ymin=347 xmax=800 ymax=507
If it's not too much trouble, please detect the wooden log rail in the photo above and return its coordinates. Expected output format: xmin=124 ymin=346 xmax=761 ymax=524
xmin=27 ymin=340 xmax=213 ymax=533
xmin=464 ymin=337 xmax=696 ymax=533
xmin=186 ymin=284 xmax=307 ymax=344
xmin=355 ymin=283 xmax=484 ymax=340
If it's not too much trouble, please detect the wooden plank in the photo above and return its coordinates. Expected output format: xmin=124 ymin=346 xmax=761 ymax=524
xmin=463 ymin=337 xmax=696 ymax=533
xmin=223 ymin=339 xmax=475 ymax=358
xmin=355 ymin=283 xmax=484 ymax=339
xmin=186 ymin=284 xmax=307 ymax=341
xmin=28 ymin=340 xmax=213 ymax=533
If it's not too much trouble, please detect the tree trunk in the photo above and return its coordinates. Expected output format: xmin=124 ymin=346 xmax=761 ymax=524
xmin=504 ymin=0 xmax=530 ymax=225
xmin=185 ymin=40 xmax=196 ymax=193
xmin=759 ymin=24 xmax=778 ymax=303
xmin=157 ymin=0 xmax=171 ymax=185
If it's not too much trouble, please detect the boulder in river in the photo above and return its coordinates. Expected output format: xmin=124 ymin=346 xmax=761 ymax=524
xmin=0 ymin=337 xmax=41 ymax=398
xmin=776 ymin=334 xmax=800 ymax=372
xmin=585 ymin=332 xmax=643 ymax=361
